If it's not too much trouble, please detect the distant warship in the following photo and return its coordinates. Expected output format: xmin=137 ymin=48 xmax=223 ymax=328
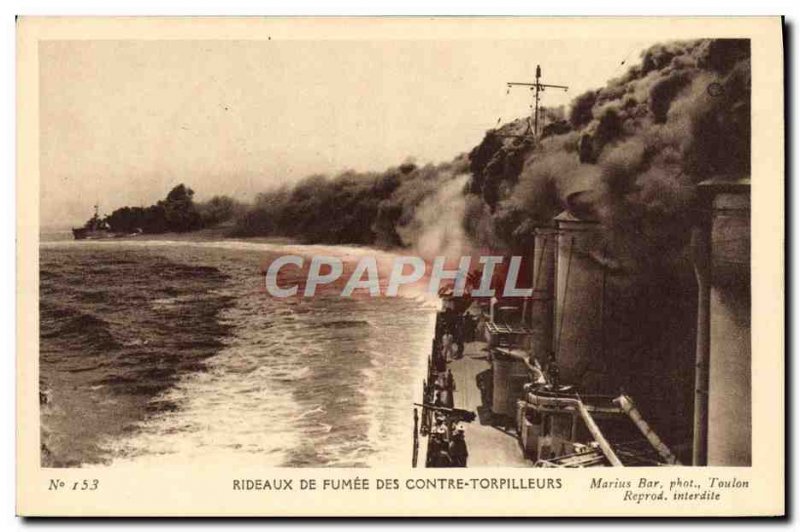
xmin=71 ymin=205 xmax=113 ymax=240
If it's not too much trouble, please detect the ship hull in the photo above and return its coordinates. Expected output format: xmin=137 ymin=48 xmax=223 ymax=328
xmin=71 ymin=228 xmax=114 ymax=240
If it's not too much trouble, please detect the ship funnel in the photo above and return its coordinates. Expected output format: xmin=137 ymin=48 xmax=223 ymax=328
xmin=553 ymin=210 xmax=606 ymax=391
xmin=692 ymin=179 xmax=751 ymax=466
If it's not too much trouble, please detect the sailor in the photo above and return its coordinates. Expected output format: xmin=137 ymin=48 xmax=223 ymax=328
xmin=441 ymin=331 xmax=455 ymax=362
xmin=426 ymin=435 xmax=441 ymax=467
xmin=445 ymin=369 xmax=456 ymax=392
xmin=449 ymin=426 xmax=468 ymax=467
xmin=434 ymin=373 xmax=445 ymax=391
xmin=434 ymin=391 xmax=444 ymax=407
xmin=453 ymin=316 xmax=465 ymax=359
xmin=433 ymin=448 xmax=453 ymax=468
xmin=442 ymin=389 xmax=454 ymax=409
xmin=463 ymin=311 xmax=477 ymax=343
xmin=436 ymin=347 xmax=448 ymax=372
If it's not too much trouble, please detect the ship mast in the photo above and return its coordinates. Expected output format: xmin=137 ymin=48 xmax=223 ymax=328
xmin=503 ymin=65 xmax=569 ymax=140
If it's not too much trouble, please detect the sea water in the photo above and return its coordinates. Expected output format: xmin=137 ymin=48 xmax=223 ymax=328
xmin=39 ymin=237 xmax=435 ymax=468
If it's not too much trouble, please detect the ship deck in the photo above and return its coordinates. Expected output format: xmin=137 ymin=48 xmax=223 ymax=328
xmin=448 ymin=340 xmax=531 ymax=467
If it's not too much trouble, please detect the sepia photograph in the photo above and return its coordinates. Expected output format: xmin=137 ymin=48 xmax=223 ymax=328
xmin=15 ymin=15 xmax=784 ymax=517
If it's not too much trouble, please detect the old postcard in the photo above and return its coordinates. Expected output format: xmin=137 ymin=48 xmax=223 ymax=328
xmin=16 ymin=16 xmax=784 ymax=516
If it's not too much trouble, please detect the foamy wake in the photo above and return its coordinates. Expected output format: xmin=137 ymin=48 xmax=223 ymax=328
xmin=53 ymin=238 xmax=437 ymax=468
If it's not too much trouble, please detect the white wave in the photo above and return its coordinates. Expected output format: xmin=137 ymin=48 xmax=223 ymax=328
xmin=294 ymin=405 xmax=325 ymax=421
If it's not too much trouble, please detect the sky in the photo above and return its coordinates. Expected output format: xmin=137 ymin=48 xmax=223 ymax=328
xmin=39 ymin=38 xmax=658 ymax=226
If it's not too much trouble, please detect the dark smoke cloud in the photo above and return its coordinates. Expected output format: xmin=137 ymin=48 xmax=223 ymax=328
xmin=234 ymin=38 xmax=750 ymax=272
xmin=233 ymin=157 xmax=470 ymax=254
xmin=466 ymin=38 xmax=751 ymax=270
